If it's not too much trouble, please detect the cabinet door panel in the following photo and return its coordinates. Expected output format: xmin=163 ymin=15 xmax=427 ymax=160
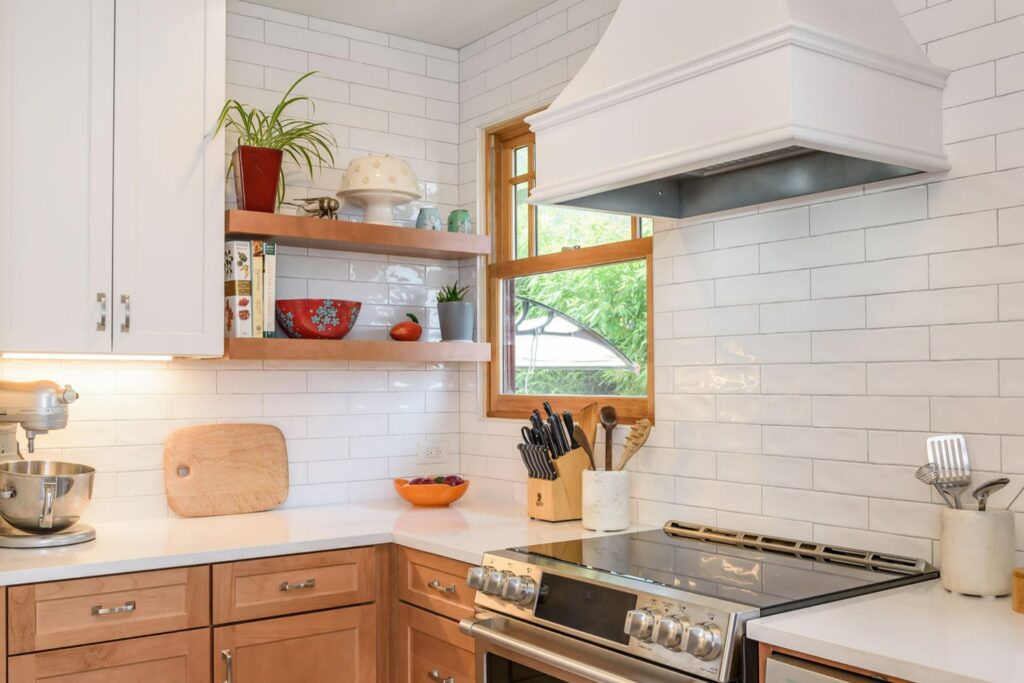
xmin=112 ymin=0 xmax=224 ymax=356
xmin=397 ymin=603 xmax=475 ymax=683
xmin=8 ymin=628 xmax=210 ymax=683
xmin=214 ymin=605 xmax=376 ymax=682
xmin=0 ymin=0 xmax=114 ymax=353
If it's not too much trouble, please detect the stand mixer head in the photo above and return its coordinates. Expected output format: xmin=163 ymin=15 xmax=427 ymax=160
xmin=0 ymin=380 xmax=79 ymax=459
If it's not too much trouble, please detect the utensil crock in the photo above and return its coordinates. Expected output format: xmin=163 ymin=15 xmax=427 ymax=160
xmin=582 ymin=470 xmax=629 ymax=532
xmin=0 ymin=460 xmax=95 ymax=534
xmin=940 ymin=508 xmax=1014 ymax=597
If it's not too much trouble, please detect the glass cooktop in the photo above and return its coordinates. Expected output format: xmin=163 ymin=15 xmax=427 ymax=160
xmin=513 ymin=523 xmax=938 ymax=615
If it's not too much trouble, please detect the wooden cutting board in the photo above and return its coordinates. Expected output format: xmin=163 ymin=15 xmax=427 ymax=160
xmin=164 ymin=424 xmax=288 ymax=517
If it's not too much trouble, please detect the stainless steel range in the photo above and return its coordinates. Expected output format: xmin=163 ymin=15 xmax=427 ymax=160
xmin=460 ymin=522 xmax=937 ymax=682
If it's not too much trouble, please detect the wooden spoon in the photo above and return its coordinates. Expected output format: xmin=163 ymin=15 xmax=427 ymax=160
xmin=617 ymin=419 xmax=652 ymax=471
xmin=599 ymin=405 xmax=618 ymax=471
xmin=575 ymin=402 xmax=600 ymax=452
xmin=573 ymin=425 xmax=596 ymax=470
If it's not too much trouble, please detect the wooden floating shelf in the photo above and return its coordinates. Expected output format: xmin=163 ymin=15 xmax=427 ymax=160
xmin=225 ymin=210 xmax=492 ymax=260
xmin=224 ymin=338 xmax=491 ymax=362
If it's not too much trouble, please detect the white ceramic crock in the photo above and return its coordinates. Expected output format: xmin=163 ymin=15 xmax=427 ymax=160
xmin=582 ymin=470 xmax=630 ymax=532
xmin=940 ymin=508 xmax=1015 ymax=597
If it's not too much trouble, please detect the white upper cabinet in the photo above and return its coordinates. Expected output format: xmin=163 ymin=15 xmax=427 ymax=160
xmin=113 ymin=0 xmax=225 ymax=356
xmin=0 ymin=0 xmax=224 ymax=357
xmin=0 ymin=0 xmax=115 ymax=354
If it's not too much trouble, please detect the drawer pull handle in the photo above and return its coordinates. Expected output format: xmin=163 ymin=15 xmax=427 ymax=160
xmin=222 ymin=649 xmax=233 ymax=683
xmin=279 ymin=577 xmax=316 ymax=591
xmin=427 ymin=670 xmax=454 ymax=683
xmin=428 ymin=579 xmax=457 ymax=594
xmin=91 ymin=600 xmax=136 ymax=616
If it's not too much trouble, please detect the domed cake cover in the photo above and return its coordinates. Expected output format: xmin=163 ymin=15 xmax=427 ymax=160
xmin=338 ymin=153 xmax=421 ymax=198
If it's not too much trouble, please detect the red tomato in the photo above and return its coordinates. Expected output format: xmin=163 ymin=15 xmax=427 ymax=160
xmin=389 ymin=313 xmax=422 ymax=341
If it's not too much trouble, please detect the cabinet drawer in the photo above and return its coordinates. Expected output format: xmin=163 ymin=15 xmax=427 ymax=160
xmin=397 ymin=603 xmax=474 ymax=683
xmin=8 ymin=627 xmax=210 ymax=683
xmin=8 ymin=566 xmax=209 ymax=654
xmin=214 ymin=605 xmax=376 ymax=682
xmin=397 ymin=547 xmax=476 ymax=620
xmin=213 ymin=547 xmax=375 ymax=623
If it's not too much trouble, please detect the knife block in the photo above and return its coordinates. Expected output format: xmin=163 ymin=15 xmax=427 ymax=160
xmin=527 ymin=448 xmax=589 ymax=522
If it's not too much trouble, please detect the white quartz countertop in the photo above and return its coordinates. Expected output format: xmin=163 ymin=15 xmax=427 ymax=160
xmin=0 ymin=498 xmax=646 ymax=586
xmin=748 ymin=579 xmax=1024 ymax=683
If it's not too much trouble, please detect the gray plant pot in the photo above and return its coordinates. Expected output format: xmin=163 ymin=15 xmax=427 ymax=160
xmin=438 ymin=301 xmax=475 ymax=342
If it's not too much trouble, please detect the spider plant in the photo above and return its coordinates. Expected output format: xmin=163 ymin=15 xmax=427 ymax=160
xmin=215 ymin=71 xmax=336 ymax=205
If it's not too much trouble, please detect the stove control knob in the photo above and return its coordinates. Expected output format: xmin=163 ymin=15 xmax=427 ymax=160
xmin=482 ymin=570 xmax=512 ymax=596
xmin=466 ymin=566 xmax=490 ymax=591
xmin=653 ymin=616 xmax=690 ymax=651
xmin=500 ymin=575 xmax=537 ymax=605
xmin=685 ymin=623 xmax=723 ymax=661
xmin=624 ymin=609 xmax=657 ymax=642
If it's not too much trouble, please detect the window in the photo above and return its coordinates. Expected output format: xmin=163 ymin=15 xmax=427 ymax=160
xmin=485 ymin=116 xmax=653 ymax=421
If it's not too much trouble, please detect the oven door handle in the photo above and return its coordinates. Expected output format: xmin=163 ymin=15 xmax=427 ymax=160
xmin=460 ymin=616 xmax=649 ymax=683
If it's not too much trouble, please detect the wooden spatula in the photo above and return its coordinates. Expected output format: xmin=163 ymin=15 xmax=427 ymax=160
xmin=575 ymin=402 xmax=600 ymax=453
xmin=617 ymin=419 xmax=652 ymax=471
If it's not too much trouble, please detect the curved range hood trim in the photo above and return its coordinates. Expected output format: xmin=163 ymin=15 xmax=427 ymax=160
xmin=527 ymin=0 xmax=950 ymax=219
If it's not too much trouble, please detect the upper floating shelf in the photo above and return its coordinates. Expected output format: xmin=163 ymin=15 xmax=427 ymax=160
xmin=225 ymin=210 xmax=492 ymax=260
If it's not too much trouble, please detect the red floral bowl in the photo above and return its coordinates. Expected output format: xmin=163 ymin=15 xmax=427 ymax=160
xmin=275 ymin=299 xmax=361 ymax=340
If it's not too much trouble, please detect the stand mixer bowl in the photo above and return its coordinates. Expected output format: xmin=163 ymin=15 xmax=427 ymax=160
xmin=0 ymin=461 xmax=95 ymax=533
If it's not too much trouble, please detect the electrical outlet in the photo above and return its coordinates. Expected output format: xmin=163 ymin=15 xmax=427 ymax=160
xmin=416 ymin=443 xmax=446 ymax=465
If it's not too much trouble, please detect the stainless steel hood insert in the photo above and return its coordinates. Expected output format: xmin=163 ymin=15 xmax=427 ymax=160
xmin=527 ymin=0 xmax=950 ymax=218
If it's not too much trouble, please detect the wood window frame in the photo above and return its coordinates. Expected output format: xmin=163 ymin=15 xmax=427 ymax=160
xmin=484 ymin=116 xmax=654 ymax=424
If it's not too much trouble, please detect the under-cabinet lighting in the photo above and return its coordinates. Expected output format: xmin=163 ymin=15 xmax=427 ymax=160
xmin=1 ymin=353 xmax=173 ymax=362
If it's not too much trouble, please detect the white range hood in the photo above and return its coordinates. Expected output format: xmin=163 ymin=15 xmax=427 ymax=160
xmin=526 ymin=0 xmax=950 ymax=219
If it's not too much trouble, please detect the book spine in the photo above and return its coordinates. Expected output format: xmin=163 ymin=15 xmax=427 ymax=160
xmin=224 ymin=240 xmax=253 ymax=338
xmin=252 ymin=240 xmax=265 ymax=339
xmin=263 ymin=243 xmax=277 ymax=338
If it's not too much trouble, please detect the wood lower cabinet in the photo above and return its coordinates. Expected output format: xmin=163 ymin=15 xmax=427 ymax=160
xmin=398 ymin=547 xmax=476 ymax=621
xmin=8 ymin=628 xmax=210 ymax=683
xmin=397 ymin=603 xmax=474 ymax=683
xmin=214 ymin=605 xmax=376 ymax=682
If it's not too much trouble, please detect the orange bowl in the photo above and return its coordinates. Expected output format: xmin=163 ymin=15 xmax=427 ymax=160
xmin=393 ymin=478 xmax=469 ymax=507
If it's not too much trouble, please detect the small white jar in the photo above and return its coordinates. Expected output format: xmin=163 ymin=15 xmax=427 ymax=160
xmin=940 ymin=508 xmax=1015 ymax=597
xmin=582 ymin=470 xmax=630 ymax=532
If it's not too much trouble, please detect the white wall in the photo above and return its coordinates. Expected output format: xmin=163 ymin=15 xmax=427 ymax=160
xmin=0 ymin=0 xmax=469 ymax=523
xmin=456 ymin=0 xmax=1024 ymax=566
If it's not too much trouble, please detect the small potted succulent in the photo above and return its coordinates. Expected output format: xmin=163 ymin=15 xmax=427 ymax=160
xmin=215 ymin=71 xmax=335 ymax=212
xmin=436 ymin=282 xmax=474 ymax=342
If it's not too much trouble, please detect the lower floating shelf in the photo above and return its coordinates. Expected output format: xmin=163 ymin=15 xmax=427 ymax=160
xmin=224 ymin=338 xmax=491 ymax=362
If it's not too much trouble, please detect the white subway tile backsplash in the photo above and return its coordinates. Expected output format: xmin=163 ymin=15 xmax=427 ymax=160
xmin=809 ymin=188 xmax=927 ymax=235
xmin=714 ymin=207 xmax=808 ymax=249
xmin=813 ymin=396 xmax=931 ymax=431
xmin=351 ymin=40 xmax=425 ymax=74
xmin=760 ymin=297 xmax=865 ymax=333
xmin=675 ymin=422 xmax=761 ymax=454
xmin=932 ymin=397 xmax=1024 ymax=435
xmin=999 ymin=360 xmax=1024 ymax=396
xmin=867 ymin=360 xmax=999 ymax=396
xmin=814 ymin=461 xmax=930 ymax=501
xmin=715 ymin=271 xmax=809 ymax=306
xmin=932 ymin=321 xmax=1024 ymax=359
xmin=763 ymin=487 xmax=868 ymax=527
xmin=998 ymin=129 xmax=1024 ymax=169
xmin=866 ymin=286 xmax=998 ymax=327
xmin=1000 ymin=206 xmax=1024 ymax=245
xmin=1000 ymin=284 xmax=1024 ymax=319
xmin=674 ymin=478 xmax=761 ymax=514
xmin=865 ymin=212 xmax=998 ymax=260
xmin=927 ymin=15 xmax=1024 ymax=69
xmin=902 ymin=0 xmax=994 ymax=43
xmin=716 ymin=333 xmax=811 ymax=364
xmin=652 ymin=281 xmax=715 ymax=312
xmin=717 ymin=452 xmax=812 ymax=488
xmin=812 ymin=328 xmax=930 ymax=362
xmin=929 ymin=167 xmax=1024 ymax=216
xmin=812 ymin=257 xmax=928 ymax=298
xmin=672 ymin=306 xmax=759 ymax=338
xmin=717 ymin=395 xmax=812 ymax=426
xmin=759 ymin=232 xmax=864 ymax=272
xmin=672 ymin=366 xmax=759 ymax=394
xmin=943 ymin=62 xmax=995 ymax=107
xmin=673 ymin=247 xmax=758 ymax=282
xmin=265 ymin=22 xmax=349 ymax=59
xmin=944 ymin=91 xmax=1024 ymax=143
xmin=762 ymin=364 xmax=866 ymax=395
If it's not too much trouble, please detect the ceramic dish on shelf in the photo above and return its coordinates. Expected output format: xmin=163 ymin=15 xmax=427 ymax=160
xmin=393 ymin=477 xmax=469 ymax=507
xmin=275 ymin=299 xmax=361 ymax=339
xmin=337 ymin=154 xmax=421 ymax=225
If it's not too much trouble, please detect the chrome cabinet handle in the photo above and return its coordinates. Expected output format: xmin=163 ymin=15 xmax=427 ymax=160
xmin=120 ymin=294 xmax=130 ymax=332
xmin=39 ymin=480 xmax=56 ymax=529
xmin=92 ymin=600 xmax=136 ymax=616
xmin=221 ymin=649 xmax=233 ymax=683
xmin=427 ymin=670 xmax=454 ymax=683
xmin=428 ymin=579 xmax=456 ymax=594
xmin=279 ymin=577 xmax=316 ymax=591
xmin=96 ymin=293 xmax=107 ymax=331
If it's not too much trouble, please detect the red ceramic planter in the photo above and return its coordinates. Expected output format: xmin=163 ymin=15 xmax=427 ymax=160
xmin=232 ymin=145 xmax=283 ymax=213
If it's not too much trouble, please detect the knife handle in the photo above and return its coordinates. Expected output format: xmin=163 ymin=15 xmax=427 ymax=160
xmin=563 ymin=411 xmax=579 ymax=449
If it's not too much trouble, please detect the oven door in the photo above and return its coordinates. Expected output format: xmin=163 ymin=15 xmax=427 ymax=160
xmin=460 ymin=612 xmax=708 ymax=683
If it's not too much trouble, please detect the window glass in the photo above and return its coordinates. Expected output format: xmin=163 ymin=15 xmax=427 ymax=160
xmin=501 ymin=260 xmax=647 ymax=397
xmin=535 ymin=206 xmax=632 ymax=255
xmin=639 ymin=216 xmax=654 ymax=237
xmin=514 ymin=182 xmax=530 ymax=259
xmin=514 ymin=145 xmax=530 ymax=177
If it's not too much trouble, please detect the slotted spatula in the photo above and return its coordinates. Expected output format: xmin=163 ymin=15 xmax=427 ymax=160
xmin=926 ymin=434 xmax=971 ymax=509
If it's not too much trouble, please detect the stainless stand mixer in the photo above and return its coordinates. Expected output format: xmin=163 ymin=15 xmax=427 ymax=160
xmin=0 ymin=380 xmax=97 ymax=548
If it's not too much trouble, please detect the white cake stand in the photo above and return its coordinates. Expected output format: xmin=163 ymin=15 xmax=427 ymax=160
xmin=337 ymin=189 xmax=420 ymax=226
